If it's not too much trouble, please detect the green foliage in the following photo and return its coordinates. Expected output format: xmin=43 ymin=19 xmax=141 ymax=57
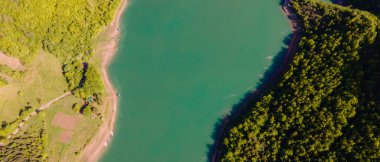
xmin=63 ymin=60 xmax=84 ymax=90
xmin=72 ymin=103 xmax=81 ymax=113
xmin=347 ymin=0 xmax=380 ymax=17
xmin=0 ymin=120 xmax=18 ymax=138
xmin=82 ymin=65 xmax=104 ymax=98
xmin=0 ymin=77 xmax=7 ymax=87
xmin=63 ymin=62 xmax=104 ymax=100
xmin=221 ymin=0 xmax=380 ymax=161
xmin=0 ymin=65 xmax=23 ymax=80
xmin=0 ymin=0 xmax=121 ymax=63
xmin=82 ymin=105 xmax=93 ymax=117
xmin=0 ymin=123 xmax=47 ymax=161
xmin=0 ymin=107 xmax=35 ymax=138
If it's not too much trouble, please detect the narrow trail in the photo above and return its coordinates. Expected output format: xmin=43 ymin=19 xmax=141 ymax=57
xmin=39 ymin=92 xmax=70 ymax=111
xmin=5 ymin=92 xmax=71 ymax=139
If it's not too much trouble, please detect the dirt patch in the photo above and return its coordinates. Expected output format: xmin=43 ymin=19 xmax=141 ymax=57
xmin=0 ymin=51 xmax=25 ymax=70
xmin=52 ymin=112 xmax=80 ymax=130
xmin=59 ymin=130 xmax=74 ymax=144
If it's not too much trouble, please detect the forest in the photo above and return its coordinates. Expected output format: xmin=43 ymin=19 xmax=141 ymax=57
xmin=220 ymin=0 xmax=380 ymax=161
xmin=0 ymin=115 xmax=47 ymax=161
xmin=347 ymin=0 xmax=380 ymax=17
xmin=0 ymin=0 xmax=120 ymax=63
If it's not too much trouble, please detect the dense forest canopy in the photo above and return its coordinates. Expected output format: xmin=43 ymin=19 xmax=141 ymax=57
xmin=220 ymin=0 xmax=380 ymax=161
xmin=0 ymin=114 xmax=47 ymax=161
xmin=347 ymin=0 xmax=380 ymax=17
xmin=0 ymin=0 xmax=120 ymax=63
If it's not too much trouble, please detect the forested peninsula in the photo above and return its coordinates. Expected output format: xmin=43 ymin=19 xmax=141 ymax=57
xmin=0 ymin=0 xmax=122 ymax=161
xmin=217 ymin=0 xmax=380 ymax=161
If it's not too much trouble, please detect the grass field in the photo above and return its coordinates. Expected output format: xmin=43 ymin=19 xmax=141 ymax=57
xmin=0 ymin=52 xmax=67 ymax=122
xmin=0 ymin=51 xmax=106 ymax=160
xmin=44 ymin=95 xmax=102 ymax=162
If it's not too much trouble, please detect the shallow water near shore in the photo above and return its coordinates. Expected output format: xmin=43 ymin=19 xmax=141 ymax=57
xmin=102 ymin=0 xmax=290 ymax=161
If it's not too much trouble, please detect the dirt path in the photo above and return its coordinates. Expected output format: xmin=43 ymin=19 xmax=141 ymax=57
xmin=39 ymin=92 xmax=71 ymax=110
xmin=6 ymin=92 xmax=71 ymax=139
xmin=0 ymin=51 xmax=25 ymax=71
xmin=79 ymin=0 xmax=128 ymax=161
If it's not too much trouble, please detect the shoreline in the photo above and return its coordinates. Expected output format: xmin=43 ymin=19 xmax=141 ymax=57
xmin=210 ymin=0 xmax=344 ymax=161
xmin=210 ymin=1 xmax=301 ymax=161
xmin=79 ymin=0 xmax=128 ymax=161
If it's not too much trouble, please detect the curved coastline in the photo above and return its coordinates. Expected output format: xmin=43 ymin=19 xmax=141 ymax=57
xmin=80 ymin=0 xmax=128 ymax=161
xmin=209 ymin=1 xmax=301 ymax=161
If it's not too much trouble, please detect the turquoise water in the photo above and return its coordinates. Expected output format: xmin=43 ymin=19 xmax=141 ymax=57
xmin=320 ymin=0 xmax=334 ymax=3
xmin=102 ymin=0 xmax=290 ymax=161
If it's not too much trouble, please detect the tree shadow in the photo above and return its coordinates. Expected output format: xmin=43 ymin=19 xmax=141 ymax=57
xmin=206 ymin=32 xmax=295 ymax=161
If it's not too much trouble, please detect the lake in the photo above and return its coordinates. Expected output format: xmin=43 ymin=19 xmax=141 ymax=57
xmin=102 ymin=0 xmax=290 ymax=161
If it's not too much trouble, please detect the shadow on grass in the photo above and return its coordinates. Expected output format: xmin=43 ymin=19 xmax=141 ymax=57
xmin=206 ymin=32 xmax=294 ymax=161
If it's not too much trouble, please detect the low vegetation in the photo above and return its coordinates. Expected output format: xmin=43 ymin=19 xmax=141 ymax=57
xmin=0 ymin=107 xmax=35 ymax=139
xmin=0 ymin=64 xmax=24 ymax=80
xmin=0 ymin=77 xmax=7 ymax=87
xmin=221 ymin=0 xmax=380 ymax=161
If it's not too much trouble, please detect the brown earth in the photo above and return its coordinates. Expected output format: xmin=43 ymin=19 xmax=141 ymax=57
xmin=0 ymin=51 xmax=25 ymax=70
xmin=59 ymin=130 xmax=74 ymax=143
xmin=52 ymin=112 xmax=81 ymax=130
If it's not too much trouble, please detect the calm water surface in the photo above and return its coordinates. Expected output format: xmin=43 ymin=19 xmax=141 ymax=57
xmin=102 ymin=0 xmax=290 ymax=161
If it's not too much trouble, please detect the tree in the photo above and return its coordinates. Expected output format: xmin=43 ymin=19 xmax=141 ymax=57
xmin=72 ymin=103 xmax=81 ymax=113
xmin=82 ymin=105 xmax=92 ymax=117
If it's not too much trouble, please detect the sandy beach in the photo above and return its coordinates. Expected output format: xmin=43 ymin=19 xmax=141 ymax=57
xmin=79 ymin=0 xmax=128 ymax=161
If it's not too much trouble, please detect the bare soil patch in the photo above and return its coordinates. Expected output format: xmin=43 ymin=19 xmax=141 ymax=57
xmin=52 ymin=112 xmax=80 ymax=130
xmin=59 ymin=130 xmax=74 ymax=143
xmin=0 ymin=51 xmax=25 ymax=70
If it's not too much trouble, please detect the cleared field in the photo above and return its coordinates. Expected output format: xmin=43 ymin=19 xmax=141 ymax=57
xmin=44 ymin=95 xmax=102 ymax=162
xmin=0 ymin=52 xmax=25 ymax=71
xmin=0 ymin=52 xmax=67 ymax=122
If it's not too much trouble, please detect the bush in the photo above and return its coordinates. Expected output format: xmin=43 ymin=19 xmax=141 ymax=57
xmin=82 ymin=105 xmax=93 ymax=117
xmin=72 ymin=103 xmax=81 ymax=113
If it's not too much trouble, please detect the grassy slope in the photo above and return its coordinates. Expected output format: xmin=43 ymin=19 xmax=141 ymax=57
xmin=44 ymin=95 xmax=102 ymax=162
xmin=0 ymin=52 xmax=67 ymax=121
